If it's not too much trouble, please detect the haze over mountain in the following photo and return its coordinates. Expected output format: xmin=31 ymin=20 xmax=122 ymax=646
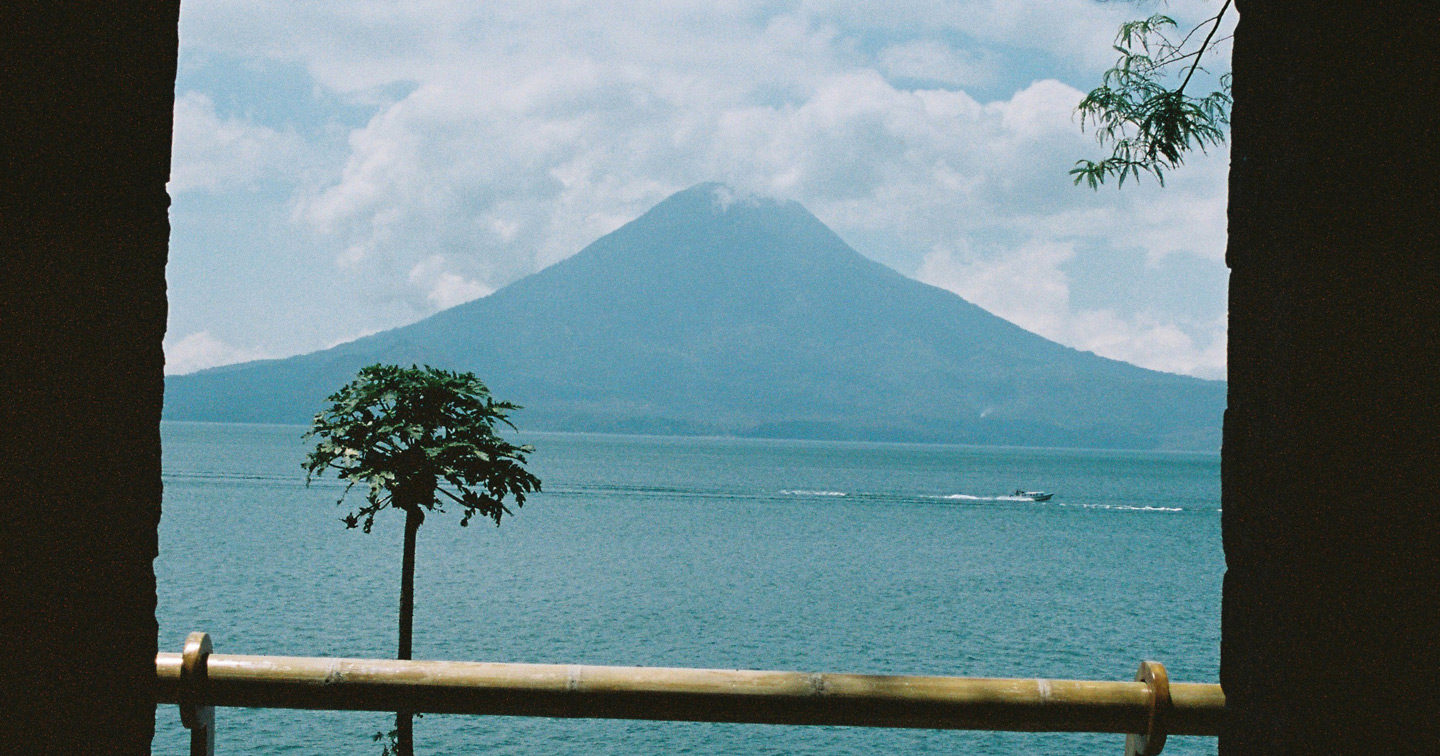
xmin=166 ymin=183 xmax=1224 ymax=450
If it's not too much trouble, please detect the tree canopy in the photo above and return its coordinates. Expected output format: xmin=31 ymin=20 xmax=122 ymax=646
xmin=303 ymin=363 xmax=541 ymax=530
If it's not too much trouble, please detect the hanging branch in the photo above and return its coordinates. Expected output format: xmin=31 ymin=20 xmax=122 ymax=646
xmin=1071 ymin=1 xmax=1234 ymax=189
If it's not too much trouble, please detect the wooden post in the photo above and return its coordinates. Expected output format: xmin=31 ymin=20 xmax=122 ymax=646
xmin=179 ymin=632 xmax=215 ymax=756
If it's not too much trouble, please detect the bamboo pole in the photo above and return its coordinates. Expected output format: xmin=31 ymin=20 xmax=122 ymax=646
xmin=156 ymin=652 xmax=1224 ymax=736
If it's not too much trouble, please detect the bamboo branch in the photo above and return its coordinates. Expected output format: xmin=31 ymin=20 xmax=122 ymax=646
xmin=155 ymin=652 xmax=1224 ymax=736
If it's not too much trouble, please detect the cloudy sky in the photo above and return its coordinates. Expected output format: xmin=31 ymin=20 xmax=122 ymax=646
xmin=166 ymin=0 xmax=1234 ymax=379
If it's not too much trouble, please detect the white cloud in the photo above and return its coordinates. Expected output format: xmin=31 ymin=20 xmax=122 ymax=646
xmin=323 ymin=328 xmax=383 ymax=349
xmin=407 ymin=256 xmax=493 ymax=310
xmin=878 ymin=40 xmax=999 ymax=89
xmin=169 ymin=92 xmax=303 ymax=193
xmin=918 ymin=244 xmax=1228 ymax=378
xmin=173 ymin=0 xmax=1234 ymax=377
xmin=164 ymin=331 xmax=272 ymax=375
xmin=427 ymin=273 xmax=491 ymax=309
xmin=795 ymin=0 xmax=1137 ymax=70
xmin=295 ymin=71 xmax=1110 ymax=292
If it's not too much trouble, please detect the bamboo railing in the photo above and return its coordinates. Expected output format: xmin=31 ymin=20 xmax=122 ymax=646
xmin=157 ymin=633 xmax=1223 ymax=756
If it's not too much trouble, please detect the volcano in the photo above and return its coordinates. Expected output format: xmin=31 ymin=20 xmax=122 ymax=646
xmin=165 ymin=183 xmax=1224 ymax=450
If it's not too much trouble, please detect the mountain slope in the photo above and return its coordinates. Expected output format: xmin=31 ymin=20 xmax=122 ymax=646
xmin=167 ymin=183 xmax=1224 ymax=450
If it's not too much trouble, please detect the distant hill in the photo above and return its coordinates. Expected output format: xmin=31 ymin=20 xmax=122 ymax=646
xmin=166 ymin=183 xmax=1225 ymax=450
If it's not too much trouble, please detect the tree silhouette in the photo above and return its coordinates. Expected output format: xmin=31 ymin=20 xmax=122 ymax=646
xmin=304 ymin=364 xmax=541 ymax=756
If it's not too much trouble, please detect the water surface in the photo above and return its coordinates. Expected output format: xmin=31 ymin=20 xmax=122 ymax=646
xmin=157 ymin=422 xmax=1221 ymax=755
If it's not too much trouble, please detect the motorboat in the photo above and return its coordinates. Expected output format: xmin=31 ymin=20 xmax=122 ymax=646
xmin=1013 ymin=489 xmax=1054 ymax=502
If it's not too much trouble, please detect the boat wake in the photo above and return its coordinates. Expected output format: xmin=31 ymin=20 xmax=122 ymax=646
xmin=549 ymin=484 xmax=1188 ymax=512
xmin=1065 ymin=503 xmax=1184 ymax=512
xmin=929 ymin=494 xmax=1184 ymax=511
xmin=932 ymin=493 xmax=1034 ymax=502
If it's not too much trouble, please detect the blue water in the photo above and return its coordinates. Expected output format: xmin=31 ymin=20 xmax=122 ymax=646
xmin=156 ymin=422 xmax=1221 ymax=755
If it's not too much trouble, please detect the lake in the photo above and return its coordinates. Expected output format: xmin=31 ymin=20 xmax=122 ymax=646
xmin=155 ymin=422 xmax=1221 ymax=755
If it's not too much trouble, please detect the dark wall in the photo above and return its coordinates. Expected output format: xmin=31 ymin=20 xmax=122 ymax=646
xmin=0 ymin=5 xmax=179 ymax=754
xmin=1223 ymin=3 xmax=1439 ymax=753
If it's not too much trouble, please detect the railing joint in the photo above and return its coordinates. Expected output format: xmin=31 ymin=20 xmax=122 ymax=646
xmin=1125 ymin=660 xmax=1171 ymax=756
xmin=179 ymin=631 xmax=215 ymax=756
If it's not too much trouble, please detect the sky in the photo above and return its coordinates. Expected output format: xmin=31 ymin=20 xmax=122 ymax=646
xmin=165 ymin=0 xmax=1235 ymax=380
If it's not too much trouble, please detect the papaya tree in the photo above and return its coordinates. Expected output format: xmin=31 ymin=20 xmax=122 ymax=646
xmin=303 ymin=364 xmax=541 ymax=756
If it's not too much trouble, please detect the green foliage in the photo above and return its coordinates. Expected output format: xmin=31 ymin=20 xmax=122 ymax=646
xmin=373 ymin=728 xmax=399 ymax=756
xmin=303 ymin=364 xmax=541 ymax=531
xmin=370 ymin=717 xmax=421 ymax=756
xmin=1073 ymin=3 xmax=1233 ymax=188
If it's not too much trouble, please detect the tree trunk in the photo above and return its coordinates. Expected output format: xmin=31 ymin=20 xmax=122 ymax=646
xmin=395 ymin=504 xmax=424 ymax=756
